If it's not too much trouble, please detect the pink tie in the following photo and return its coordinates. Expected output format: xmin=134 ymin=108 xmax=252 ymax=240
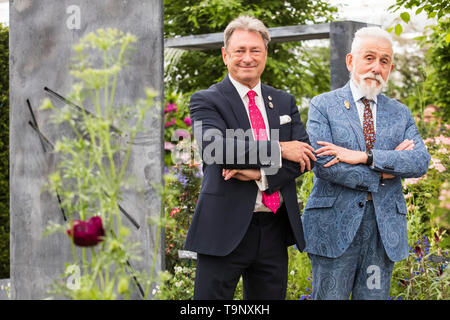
xmin=247 ymin=90 xmax=280 ymax=213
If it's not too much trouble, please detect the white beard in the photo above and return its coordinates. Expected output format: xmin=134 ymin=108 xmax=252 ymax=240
xmin=351 ymin=67 xmax=389 ymax=100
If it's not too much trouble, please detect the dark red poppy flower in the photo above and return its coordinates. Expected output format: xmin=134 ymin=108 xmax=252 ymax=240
xmin=399 ymin=279 xmax=409 ymax=287
xmin=66 ymin=216 xmax=105 ymax=247
xmin=434 ymin=230 xmax=442 ymax=243
xmin=414 ymin=245 xmax=424 ymax=258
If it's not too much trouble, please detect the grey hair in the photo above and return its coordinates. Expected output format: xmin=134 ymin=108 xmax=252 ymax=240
xmin=351 ymin=26 xmax=394 ymax=56
xmin=224 ymin=16 xmax=271 ymax=50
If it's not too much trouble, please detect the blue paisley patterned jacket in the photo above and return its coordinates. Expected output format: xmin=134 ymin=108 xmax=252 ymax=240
xmin=302 ymin=82 xmax=430 ymax=262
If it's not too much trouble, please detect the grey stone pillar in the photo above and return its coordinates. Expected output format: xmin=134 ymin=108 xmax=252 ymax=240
xmin=329 ymin=21 xmax=369 ymax=90
xmin=10 ymin=0 xmax=164 ymax=299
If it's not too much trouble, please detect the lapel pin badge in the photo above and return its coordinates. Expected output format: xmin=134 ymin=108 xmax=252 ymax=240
xmin=268 ymin=102 xmax=274 ymax=109
xmin=268 ymin=96 xmax=272 ymax=101
xmin=344 ymin=100 xmax=350 ymax=109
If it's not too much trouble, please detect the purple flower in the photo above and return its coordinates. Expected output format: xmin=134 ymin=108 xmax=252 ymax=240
xmin=177 ymin=173 xmax=189 ymax=185
xmin=184 ymin=117 xmax=192 ymax=126
xmin=66 ymin=216 xmax=105 ymax=247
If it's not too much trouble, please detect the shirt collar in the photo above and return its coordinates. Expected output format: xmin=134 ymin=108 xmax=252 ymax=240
xmin=229 ymin=74 xmax=262 ymax=100
xmin=350 ymin=78 xmax=378 ymax=105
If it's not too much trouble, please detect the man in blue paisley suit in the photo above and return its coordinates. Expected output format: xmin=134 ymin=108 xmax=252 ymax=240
xmin=302 ymin=27 xmax=430 ymax=299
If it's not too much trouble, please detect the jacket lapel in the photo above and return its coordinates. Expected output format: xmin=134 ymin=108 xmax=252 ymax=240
xmin=373 ymin=95 xmax=388 ymax=150
xmin=339 ymin=82 xmax=366 ymax=151
xmin=261 ymin=84 xmax=279 ymax=139
xmin=216 ymin=75 xmax=251 ymax=132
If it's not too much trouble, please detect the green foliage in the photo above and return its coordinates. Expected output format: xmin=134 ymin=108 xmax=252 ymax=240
xmin=154 ymin=267 xmax=195 ymax=299
xmin=164 ymin=0 xmax=336 ymax=38
xmin=41 ymin=29 xmax=160 ymax=299
xmin=386 ymin=53 xmax=427 ymax=114
xmin=389 ymin=123 xmax=450 ymax=300
xmin=164 ymin=0 xmax=337 ymax=104
xmin=390 ymin=0 xmax=450 ymax=20
xmin=163 ymin=164 xmax=201 ymax=272
xmin=286 ymin=248 xmax=313 ymax=300
xmin=388 ymin=0 xmax=450 ymax=36
xmin=163 ymin=92 xmax=195 ymax=167
xmin=0 ymin=23 xmax=8 ymax=279
xmin=390 ymin=235 xmax=449 ymax=300
xmin=422 ymin=19 xmax=450 ymax=121
xmin=388 ymin=0 xmax=449 ymax=122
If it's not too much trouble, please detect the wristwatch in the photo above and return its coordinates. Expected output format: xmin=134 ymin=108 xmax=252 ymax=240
xmin=366 ymin=149 xmax=373 ymax=166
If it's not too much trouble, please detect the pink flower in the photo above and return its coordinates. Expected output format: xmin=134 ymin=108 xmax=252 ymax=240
xmin=164 ymin=141 xmax=175 ymax=151
xmin=174 ymin=129 xmax=190 ymax=139
xmin=435 ymin=135 xmax=450 ymax=146
xmin=404 ymin=177 xmax=422 ymax=186
xmin=164 ymin=103 xmax=178 ymax=113
xmin=164 ymin=118 xmax=177 ymax=128
xmin=170 ymin=208 xmax=181 ymax=218
xmin=184 ymin=117 xmax=192 ymax=126
xmin=66 ymin=216 xmax=105 ymax=247
xmin=430 ymin=158 xmax=446 ymax=173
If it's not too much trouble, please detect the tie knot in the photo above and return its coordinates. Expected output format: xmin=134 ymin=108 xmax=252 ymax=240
xmin=247 ymin=90 xmax=256 ymax=100
xmin=361 ymin=98 xmax=372 ymax=108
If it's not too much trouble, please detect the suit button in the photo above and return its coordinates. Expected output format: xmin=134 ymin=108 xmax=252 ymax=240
xmin=358 ymin=202 xmax=364 ymax=208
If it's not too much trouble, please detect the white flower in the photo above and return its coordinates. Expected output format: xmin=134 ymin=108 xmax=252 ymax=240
xmin=174 ymin=266 xmax=183 ymax=274
xmin=290 ymin=270 xmax=295 ymax=276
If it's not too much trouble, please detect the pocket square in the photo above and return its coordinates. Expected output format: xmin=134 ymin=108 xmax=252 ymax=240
xmin=280 ymin=115 xmax=292 ymax=125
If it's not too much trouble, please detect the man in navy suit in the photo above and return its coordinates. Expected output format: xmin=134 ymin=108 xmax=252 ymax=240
xmin=303 ymin=27 xmax=431 ymax=299
xmin=184 ymin=16 xmax=315 ymax=299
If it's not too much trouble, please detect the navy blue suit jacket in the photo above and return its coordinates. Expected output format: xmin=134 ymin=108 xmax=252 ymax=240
xmin=184 ymin=75 xmax=310 ymax=256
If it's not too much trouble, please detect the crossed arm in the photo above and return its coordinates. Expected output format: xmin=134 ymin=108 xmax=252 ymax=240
xmin=306 ymin=101 xmax=430 ymax=190
xmin=223 ymin=141 xmax=316 ymax=182
xmin=315 ymin=139 xmax=415 ymax=179
xmin=217 ymin=94 xmax=316 ymax=191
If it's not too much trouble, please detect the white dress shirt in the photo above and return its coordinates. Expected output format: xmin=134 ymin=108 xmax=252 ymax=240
xmin=350 ymin=79 xmax=377 ymax=132
xmin=228 ymin=74 xmax=284 ymax=212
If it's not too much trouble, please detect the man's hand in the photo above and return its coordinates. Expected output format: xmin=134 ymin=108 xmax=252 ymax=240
xmin=315 ymin=141 xmax=366 ymax=168
xmin=222 ymin=168 xmax=262 ymax=181
xmin=395 ymin=139 xmax=414 ymax=151
xmin=315 ymin=139 xmax=415 ymax=176
xmin=279 ymin=141 xmax=316 ymax=173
